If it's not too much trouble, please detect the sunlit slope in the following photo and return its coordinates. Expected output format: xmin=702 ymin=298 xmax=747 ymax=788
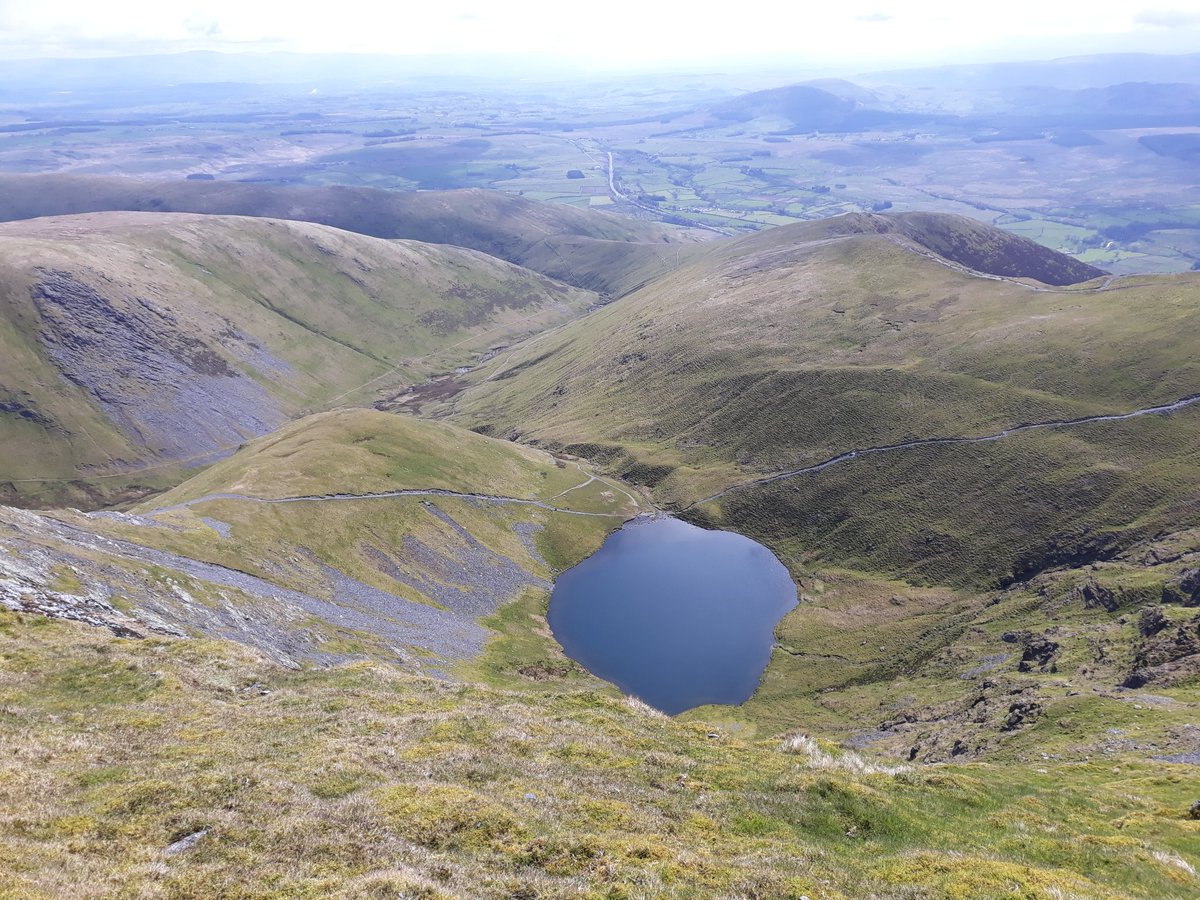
xmin=453 ymin=213 xmax=1200 ymax=584
xmin=0 ymin=175 xmax=696 ymax=296
xmin=143 ymin=408 xmax=607 ymax=506
xmin=14 ymin=410 xmax=634 ymax=671
xmin=1 ymin=608 xmax=1196 ymax=898
xmin=0 ymin=212 xmax=597 ymax=506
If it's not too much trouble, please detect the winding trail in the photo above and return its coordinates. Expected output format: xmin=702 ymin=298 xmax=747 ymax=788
xmin=146 ymin=393 xmax=1200 ymax=516
xmin=546 ymin=467 xmax=644 ymax=510
xmin=690 ymin=392 xmax=1200 ymax=508
xmin=150 ymin=486 xmax=633 ymax=518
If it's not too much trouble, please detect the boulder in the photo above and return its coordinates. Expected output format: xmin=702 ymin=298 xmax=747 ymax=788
xmin=1018 ymin=635 xmax=1060 ymax=673
xmin=1138 ymin=606 xmax=1170 ymax=637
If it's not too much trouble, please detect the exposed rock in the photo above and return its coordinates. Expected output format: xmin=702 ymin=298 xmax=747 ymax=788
xmin=164 ymin=829 xmax=209 ymax=856
xmin=961 ymin=653 xmax=1010 ymax=679
xmin=1124 ymin=612 xmax=1200 ymax=688
xmin=0 ymin=533 xmax=177 ymax=639
xmin=1074 ymin=577 xmax=1119 ymax=612
xmin=0 ymin=398 xmax=51 ymax=426
xmin=1002 ymin=700 xmax=1041 ymax=731
xmin=1123 ymin=669 xmax=1150 ymax=689
xmin=1177 ymin=569 xmax=1200 ymax=606
xmin=30 ymin=269 xmax=285 ymax=461
xmin=1141 ymin=546 xmax=1182 ymax=566
xmin=517 ymin=661 xmax=575 ymax=681
xmin=1018 ymin=635 xmax=1060 ymax=673
xmin=1138 ymin=606 xmax=1170 ymax=637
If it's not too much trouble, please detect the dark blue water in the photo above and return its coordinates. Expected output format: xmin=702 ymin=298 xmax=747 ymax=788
xmin=548 ymin=516 xmax=797 ymax=714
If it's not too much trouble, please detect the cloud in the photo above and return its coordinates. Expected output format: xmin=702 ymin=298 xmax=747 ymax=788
xmin=855 ymin=12 xmax=893 ymax=22
xmin=185 ymin=15 xmax=222 ymax=39
xmin=1133 ymin=8 xmax=1200 ymax=27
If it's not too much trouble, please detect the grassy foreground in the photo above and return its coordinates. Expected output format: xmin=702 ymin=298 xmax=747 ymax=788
xmin=1 ymin=611 xmax=1198 ymax=899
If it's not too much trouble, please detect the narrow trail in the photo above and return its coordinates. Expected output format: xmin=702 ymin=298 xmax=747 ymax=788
xmin=546 ymin=466 xmax=644 ymax=510
xmin=690 ymin=392 xmax=1200 ymax=508
xmin=548 ymin=473 xmax=598 ymax=499
xmin=150 ymin=486 xmax=634 ymax=518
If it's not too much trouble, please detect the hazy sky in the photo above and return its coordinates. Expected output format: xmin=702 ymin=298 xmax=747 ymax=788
xmin=0 ymin=0 xmax=1198 ymax=67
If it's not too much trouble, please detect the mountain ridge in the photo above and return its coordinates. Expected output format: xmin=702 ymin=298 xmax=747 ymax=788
xmin=0 ymin=211 xmax=600 ymax=507
xmin=0 ymin=175 xmax=697 ymax=297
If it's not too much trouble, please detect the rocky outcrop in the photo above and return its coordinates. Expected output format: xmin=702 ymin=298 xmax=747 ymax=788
xmin=1124 ymin=612 xmax=1200 ymax=688
xmin=1174 ymin=569 xmax=1200 ymax=606
xmin=1074 ymin=577 xmax=1119 ymax=612
xmin=1138 ymin=606 xmax=1170 ymax=637
xmin=1007 ymin=632 xmax=1060 ymax=673
xmin=0 ymin=533 xmax=180 ymax=639
xmin=1002 ymin=699 xmax=1042 ymax=731
xmin=31 ymin=269 xmax=285 ymax=461
xmin=0 ymin=396 xmax=52 ymax=426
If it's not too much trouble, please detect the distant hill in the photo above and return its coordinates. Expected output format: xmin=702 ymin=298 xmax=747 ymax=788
xmin=992 ymin=81 xmax=1200 ymax=127
xmin=863 ymin=52 xmax=1200 ymax=91
xmin=0 ymin=212 xmax=597 ymax=507
xmin=0 ymin=175 xmax=693 ymax=297
xmin=707 ymin=82 xmax=911 ymax=133
xmin=711 ymin=84 xmax=854 ymax=126
xmin=707 ymin=75 xmax=1200 ymax=133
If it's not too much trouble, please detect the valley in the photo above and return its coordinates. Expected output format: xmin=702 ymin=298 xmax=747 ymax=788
xmin=0 ymin=47 xmax=1199 ymax=899
xmin=3 ymin=53 xmax=1200 ymax=274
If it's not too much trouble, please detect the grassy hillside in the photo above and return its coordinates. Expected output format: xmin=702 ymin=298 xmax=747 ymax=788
xmin=144 ymin=409 xmax=594 ymax=506
xmin=16 ymin=410 xmax=641 ymax=676
xmin=0 ymin=175 xmax=698 ymax=297
xmin=0 ymin=212 xmax=598 ymax=507
xmin=697 ymin=521 xmax=1200 ymax=757
xmin=445 ymin=212 xmax=1200 ymax=755
xmin=882 ymin=211 xmax=1107 ymax=285
xmin=2 ymin=609 xmax=1197 ymax=898
xmin=450 ymin=215 xmax=1200 ymax=586
xmin=0 ymin=196 xmax=1196 ymax=896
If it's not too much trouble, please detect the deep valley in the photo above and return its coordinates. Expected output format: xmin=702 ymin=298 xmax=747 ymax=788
xmin=0 ymin=43 xmax=1198 ymax=900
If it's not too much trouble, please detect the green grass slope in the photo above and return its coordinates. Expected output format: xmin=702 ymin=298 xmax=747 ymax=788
xmin=144 ymin=408 xmax=592 ymax=506
xmin=451 ymin=214 xmax=1200 ymax=585
xmin=0 ymin=175 xmax=697 ymax=297
xmin=2 ymin=610 xmax=1197 ymax=898
xmin=0 ymin=212 xmax=598 ymax=508
xmin=698 ymin=522 xmax=1200 ymax=756
xmin=41 ymin=410 xmax=641 ymax=673
xmin=447 ymin=210 xmax=1200 ymax=760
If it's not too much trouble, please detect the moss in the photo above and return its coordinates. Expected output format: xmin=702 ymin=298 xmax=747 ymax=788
xmin=871 ymin=851 xmax=1119 ymax=898
xmin=309 ymin=769 xmax=374 ymax=800
xmin=47 ymin=565 xmax=83 ymax=594
xmin=375 ymin=783 xmax=522 ymax=850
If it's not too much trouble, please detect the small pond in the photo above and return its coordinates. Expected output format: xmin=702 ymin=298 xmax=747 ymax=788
xmin=548 ymin=516 xmax=797 ymax=714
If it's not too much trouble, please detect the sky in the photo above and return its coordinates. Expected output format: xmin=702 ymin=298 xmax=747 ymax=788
xmin=0 ymin=0 xmax=1198 ymax=69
